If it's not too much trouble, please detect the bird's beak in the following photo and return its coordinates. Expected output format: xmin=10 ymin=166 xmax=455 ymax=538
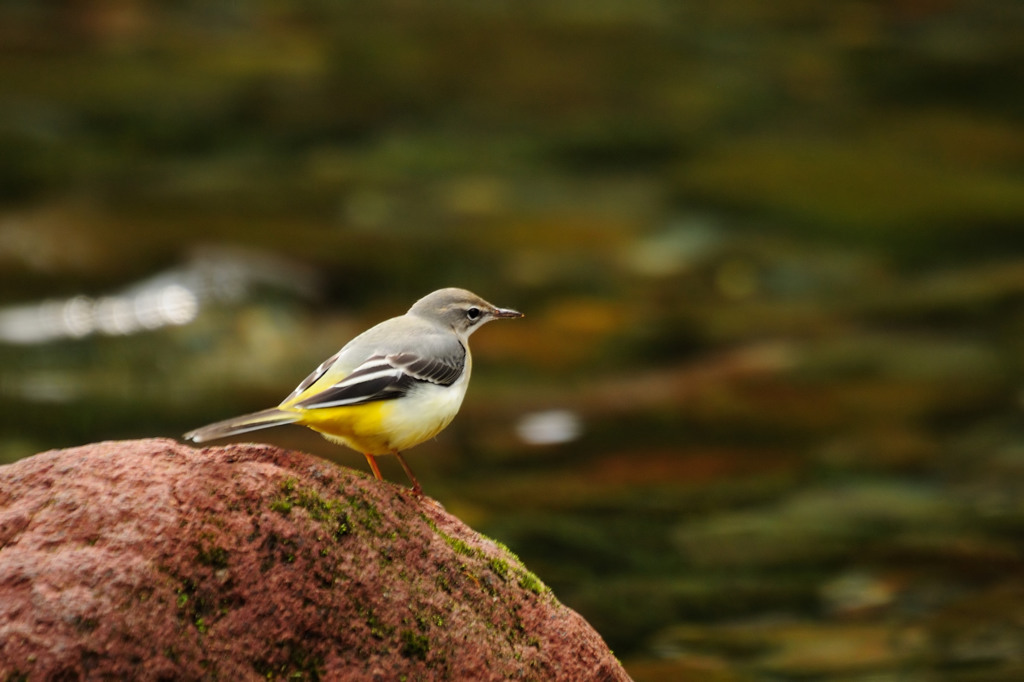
xmin=492 ymin=307 xmax=524 ymax=319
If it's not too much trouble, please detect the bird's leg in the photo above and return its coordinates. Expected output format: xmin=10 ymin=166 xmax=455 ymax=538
xmin=363 ymin=453 xmax=384 ymax=481
xmin=394 ymin=451 xmax=423 ymax=496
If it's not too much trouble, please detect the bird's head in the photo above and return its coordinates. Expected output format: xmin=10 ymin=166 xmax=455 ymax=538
xmin=409 ymin=287 xmax=523 ymax=337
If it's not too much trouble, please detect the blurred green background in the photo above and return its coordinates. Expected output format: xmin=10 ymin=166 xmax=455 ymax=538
xmin=2 ymin=2 xmax=1023 ymax=679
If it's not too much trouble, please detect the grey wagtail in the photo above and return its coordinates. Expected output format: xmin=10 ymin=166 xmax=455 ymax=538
xmin=184 ymin=287 xmax=523 ymax=493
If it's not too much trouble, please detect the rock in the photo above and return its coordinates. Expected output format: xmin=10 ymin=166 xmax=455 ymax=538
xmin=0 ymin=439 xmax=629 ymax=681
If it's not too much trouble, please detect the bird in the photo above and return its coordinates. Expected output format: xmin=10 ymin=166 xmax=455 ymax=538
xmin=184 ymin=287 xmax=523 ymax=494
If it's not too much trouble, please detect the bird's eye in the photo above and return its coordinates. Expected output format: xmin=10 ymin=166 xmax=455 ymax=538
xmin=466 ymin=307 xmax=481 ymax=321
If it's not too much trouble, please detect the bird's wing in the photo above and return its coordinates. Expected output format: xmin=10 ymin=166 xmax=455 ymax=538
xmin=280 ymin=313 xmax=412 ymax=405
xmin=281 ymin=349 xmax=343 ymax=405
xmin=291 ymin=344 xmax=466 ymax=410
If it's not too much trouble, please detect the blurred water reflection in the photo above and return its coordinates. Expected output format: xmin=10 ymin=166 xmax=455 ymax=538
xmin=516 ymin=408 xmax=583 ymax=446
xmin=0 ymin=249 xmax=318 ymax=344
xmin=0 ymin=288 xmax=197 ymax=343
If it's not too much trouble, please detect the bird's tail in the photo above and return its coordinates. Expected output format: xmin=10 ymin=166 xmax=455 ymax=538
xmin=184 ymin=407 xmax=300 ymax=443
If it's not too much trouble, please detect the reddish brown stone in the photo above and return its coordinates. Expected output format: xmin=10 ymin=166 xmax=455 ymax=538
xmin=0 ymin=439 xmax=629 ymax=681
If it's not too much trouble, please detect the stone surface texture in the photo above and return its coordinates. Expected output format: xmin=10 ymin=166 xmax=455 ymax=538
xmin=0 ymin=438 xmax=629 ymax=681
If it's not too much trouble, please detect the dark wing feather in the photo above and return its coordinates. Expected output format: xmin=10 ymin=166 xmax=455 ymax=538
xmin=282 ymin=350 xmax=341 ymax=404
xmin=294 ymin=344 xmax=465 ymax=410
xmin=388 ymin=349 xmax=464 ymax=385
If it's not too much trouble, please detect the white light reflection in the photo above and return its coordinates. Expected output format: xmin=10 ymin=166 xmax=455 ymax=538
xmin=95 ymin=296 xmax=137 ymax=335
xmin=63 ymin=296 xmax=94 ymax=337
xmin=515 ymin=409 xmax=583 ymax=446
xmin=160 ymin=284 xmax=200 ymax=325
xmin=0 ymin=249 xmax=313 ymax=345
